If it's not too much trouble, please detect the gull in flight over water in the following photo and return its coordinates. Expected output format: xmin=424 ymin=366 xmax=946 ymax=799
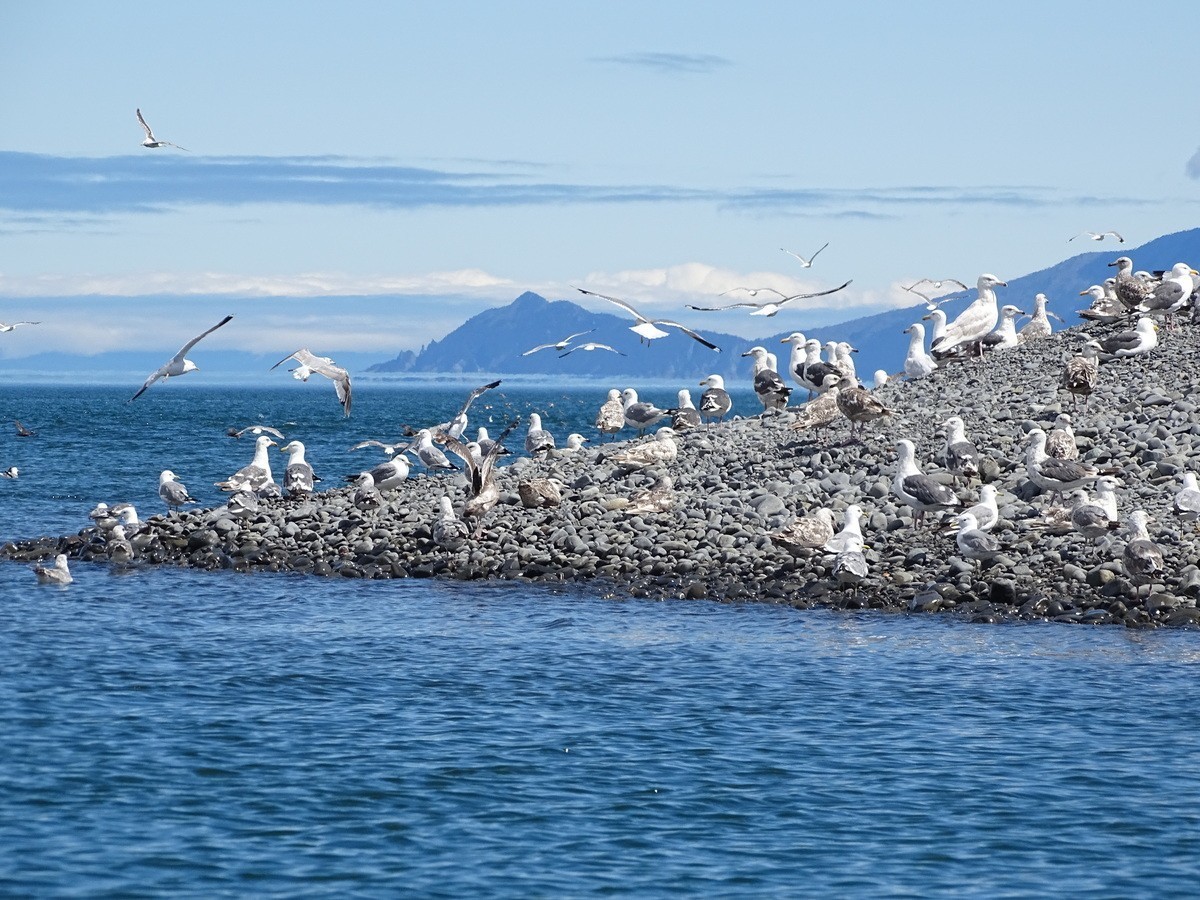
xmin=130 ymin=315 xmax=233 ymax=401
xmin=271 ymin=348 xmax=353 ymax=417
xmin=0 ymin=321 xmax=39 ymax=333
xmin=521 ymin=330 xmax=594 ymax=356
xmin=574 ymin=287 xmax=721 ymax=351
xmin=687 ymin=279 xmax=852 ymax=317
xmin=902 ymin=279 xmax=969 ymax=311
xmin=559 ymin=342 xmax=625 ymax=357
xmin=1069 ymin=231 xmax=1124 ymax=243
xmin=136 ymin=108 xmax=189 ymax=151
xmin=780 ymin=242 xmax=829 ymax=268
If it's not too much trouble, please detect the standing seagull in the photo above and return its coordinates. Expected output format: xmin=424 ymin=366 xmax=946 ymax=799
xmin=942 ymin=416 xmax=980 ymax=483
xmin=409 ymin=429 xmax=457 ymax=472
xmin=0 ymin=321 xmax=39 ymax=333
xmin=575 ymin=287 xmax=721 ymax=351
xmin=1090 ymin=318 xmax=1158 ymax=361
xmin=1024 ymin=429 xmax=1107 ymax=501
xmin=980 ymin=304 xmax=1026 ymax=352
xmin=1062 ymin=342 xmax=1100 ymax=409
xmin=216 ymin=435 xmax=278 ymax=493
xmin=130 ymin=315 xmax=234 ymax=401
xmin=742 ymin=346 xmax=792 ymax=414
xmin=1046 ymin=414 xmax=1078 ymax=461
xmin=279 ymin=440 xmax=317 ymax=497
xmin=595 ymin=389 xmax=626 ymax=441
xmin=1108 ymin=256 xmax=1154 ymax=311
xmin=271 ymin=348 xmax=352 ymax=417
xmin=136 ymin=108 xmax=189 ymax=151
xmin=1173 ymin=472 xmax=1200 ymax=524
xmin=1018 ymin=293 xmax=1063 ymax=343
xmin=902 ymin=322 xmax=938 ymax=379
xmin=780 ymin=242 xmax=830 ymax=267
xmin=892 ymin=439 xmax=961 ymax=525
xmin=1123 ymin=510 xmax=1164 ymax=584
xmin=698 ymin=375 xmax=732 ymax=424
xmin=158 ymin=470 xmax=196 ymax=511
xmin=525 ymin=413 xmax=556 ymax=456
xmin=930 ymin=274 xmax=1007 ymax=357
xmin=621 ymin=388 xmax=667 ymax=435
xmin=522 ymin=330 xmax=595 ymax=356
xmin=432 ymin=495 xmax=471 ymax=550
xmin=666 ymin=389 xmax=703 ymax=432
xmin=954 ymin=512 xmax=1004 ymax=571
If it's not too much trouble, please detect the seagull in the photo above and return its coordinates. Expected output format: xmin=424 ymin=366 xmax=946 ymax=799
xmin=1018 ymin=293 xmax=1063 ymax=343
xmin=279 ymin=440 xmax=317 ymax=497
xmin=687 ymin=280 xmax=852 ymax=317
xmin=136 ymin=108 xmax=189 ymax=151
xmin=621 ymin=388 xmax=667 ymax=435
xmin=351 ymin=472 xmax=384 ymax=512
xmin=905 ymin=278 xmax=969 ymax=294
xmin=780 ymin=242 xmax=829 ymax=267
xmin=574 ymin=287 xmax=721 ymax=351
xmin=1173 ymin=473 xmax=1200 ymax=524
xmin=349 ymin=452 xmax=410 ymax=492
xmin=892 ymin=439 xmax=961 ymax=525
xmin=518 ymin=477 xmax=565 ymax=509
xmin=954 ymin=512 xmax=1004 ymax=571
xmin=833 ymin=547 xmax=870 ymax=594
xmin=409 ymin=429 xmax=457 ymax=472
xmin=475 ymin=426 xmax=511 ymax=459
xmin=1068 ymin=483 xmax=1119 ymax=541
xmin=595 ymin=389 xmax=626 ymax=441
xmin=698 ymin=374 xmax=732 ymax=424
xmin=1069 ymin=231 xmax=1124 ymax=243
xmin=14 ymin=420 xmax=36 ymax=437
xmin=0 ymin=321 xmax=39 ymax=333
xmin=216 ymin=435 xmax=278 ymax=494
xmin=1046 ymin=414 xmax=1078 ymax=461
xmin=1108 ymin=256 xmax=1154 ymax=311
xmin=130 ymin=315 xmax=233 ymax=401
xmin=106 ymin=524 xmax=135 ymax=565
xmin=348 ymin=438 xmax=407 ymax=456
xmin=961 ymin=484 xmax=1000 ymax=533
xmin=227 ymin=425 xmax=286 ymax=440
xmin=901 ymin=322 xmax=937 ymax=379
xmin=979 ymin=304 xmax=1026 ymax=352
xmin=2 ymin=466 xmax=18 ymax=479
xmin=271 ymin=348 xmax=352 ymax=417
xmin=1024 ymin=429 xmax=1108 ymax=501
xmin=525 ymin=413 xmax=556 ymax=455
xmin=778 ymin=332 xmax=812 ymax=397
xmin=1090 ymin=317 xmax=1158 ymax=361
xmin=742 ymin=346 xmax=792 ymax=413
xmin=942 ymin=416 xmax=981 ymax=483
xmin=33 ymin=554 xmax=73 ymax=585
xmin=770 ymin=508 xmax=836 ymax=556
xmin=790 ymin=376 xmax=845 ymax=440
xmin=559 ymin=342 xmax=625 ymax=357
xmin=666 ymin=389 xmax=703 ymax=432
xmin=795 ymin=338 xmax=843 ymax=397
xmin=521 ymin=330 xmax=595 ymax=356
xmin=428 ymin=380 xmax=502 ymax=443
xmin=442 ymin=419 xmax=521 ymax=537
xmin=1077 ymin=285 xmax=1125 ymax=324
xmin=930 ymin=274 xmax=1007 ymax=357
xmin=432 ymin=495 xmax=471 ymax=550
xmin=158 ymin=470 xmax=196 ymax=511
xmin=1142 ymin=262 xmax=1200 ymax=323
xmin=609 ymin=427 xmax=678 ymax=469
xmin=824 ymin=505 xmax=866 ymax=554
xmin=226 ymin=489 xmax=260 ymax=521
xmin=1062 ymin=341 xmax=1100 ymax=408
xmin=1123 ymin=510 xmax=1164 ymax=584
xmin=836 ymin=378 xmax=892 ymax=439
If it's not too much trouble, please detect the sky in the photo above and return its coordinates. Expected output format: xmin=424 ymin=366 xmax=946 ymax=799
xmin=1 ymin=0 xmax=1197 ymax=364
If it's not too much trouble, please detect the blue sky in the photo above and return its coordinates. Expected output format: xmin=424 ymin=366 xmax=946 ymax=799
xmin=1 ymin=0 xmax=1197 ymax=363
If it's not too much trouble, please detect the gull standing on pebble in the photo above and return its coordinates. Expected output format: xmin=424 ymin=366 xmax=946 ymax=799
xmin=158 ymin=470 xmax=196 ymax=511
xmin=942 ymin=417 xmax=980 ymax=483
xmin=432 ymin=496 xmax=471 ymax=550
xmin=836 ymin=377 xmax=892 ymax=439
xmin=609 ymin=427 xmax=678 ymax=469
xmin=824 ymin=504 xmax=866 ymax=554
xmin=742 ymin=346 xmax=792 ymax=414
xmin=525 ymin=413 xmax=556 ymax=456
xmin=621 ymin=389 xmax=667 ymax=435
xmin=666 ymin=389 xmax=702 ymax=432
xmin=980 ymin=304 xmax=1026 ymax=352
xmin=410 ymin=428 xmax=457 ymax=472
xmin=893 ymin=439 xmax=961 ymax=525
xmin=279 ymin=440 xmax=317 ymax=497
xmin=1108 ymin=256 xmax=1154 ymax=312
xmin=1062 ymin=341 xmax=1100 ymax=408
xmin=954 ymin=512 xmax=1004 ymax=571
xmin=931 ymin=274 xmax=1007 ymax=358
xmin=595 ymin=389 xmax=626 ymax=441
xmin=698 ymin=375 xmax=732 ymax=424
xmin=1173 ymin=472 xmax=1200 ymax=525
xmin=902 ymin=322 xmax=937 ymax=379
xmin=1046 ymin=414 xmax=1078 ymax=460
xmin=1024 ymin=429 xmax=1107 ymax=501
xmin=1018 ymin=293 xmax=1063 ymax=343
xmin=1123 ymin=510 xmax=1164 ymax=584
xmin=778 ymin=332 xmax=810 ymax=397
xmin=216 ymin=435 xmax=277 ymax=493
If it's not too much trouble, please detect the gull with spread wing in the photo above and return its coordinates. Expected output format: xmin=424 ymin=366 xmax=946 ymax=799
xmin=136 ymin=108 xmax=189 ymax=151
xmin=574 ymin=287 xmax=721 ymax=351
xmin=130 ymin=315 xmax=233 ymax=401
xmin=686 ymin=279 xmax=852 ymax=317
xmin=271 ymin=348 xmax=352 ymax=417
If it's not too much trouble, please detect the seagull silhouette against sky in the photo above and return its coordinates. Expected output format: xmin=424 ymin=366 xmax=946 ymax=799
xmin=687 ymin=279 xmax=852 ymax=317
xmin=129 ymin=315 xmax=233 ymax=401
xmin=558 ymin=341 xmax=625 ymax=357
xmin=780 ymin=242 xmax=829 ymax=268
xmin=574 ymin=287 xmax=721 ymax=351
xmin=136 ymin=108 xmax=189 ymax=151
xmin=0 ymin=321 xmax=39 ymax=333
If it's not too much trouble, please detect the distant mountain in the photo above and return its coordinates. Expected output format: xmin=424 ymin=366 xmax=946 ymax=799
xmin=370 ymin=229 xmax=1200 ymax=381
xmin=368 ymin=291 xmax=748 ymax=379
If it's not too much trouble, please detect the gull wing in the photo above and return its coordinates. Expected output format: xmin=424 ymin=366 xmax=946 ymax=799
xmin=521 ymin=342 xmax=557 ymax=356
xmin=171 ymin=314 xmax=234 ymax=364
xmin=129 ymin=366 xmax=167 ymax=402
xmin=136 ymin=108 xmax=155 ymax=140
xmin=718 ymin=287 xmax=789 ymax=299
xmin=686 ymin=300 xmax=762 ymax=312
xmin=560 ymin=343 xmax=623 ymax=357
xmin=230 ymin=425 xmax=286 ymax=439
xmin=652 ymin=320 xmax=721 ymax=352
xmin=454 ymin=379 xmax=502 ymax=421
xmin=574 ymin=287 xmax=650 ymax=324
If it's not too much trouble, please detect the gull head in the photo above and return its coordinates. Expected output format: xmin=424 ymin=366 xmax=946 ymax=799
xmin=978 ymin=274 xmax=1007 ymax=289
xmin=779 ymin=332 xmax=806 ymax=346
xmin=1108 ymin=256 xmax=1133 ymax=272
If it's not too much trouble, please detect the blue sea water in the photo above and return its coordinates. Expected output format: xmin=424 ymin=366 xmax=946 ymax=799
xmin=2 ymin=383 xmax=1199 ymax=897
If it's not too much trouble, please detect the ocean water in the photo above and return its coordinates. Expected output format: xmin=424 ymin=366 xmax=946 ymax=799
xmin=2 ymin=384 xmax=1199 ymax=897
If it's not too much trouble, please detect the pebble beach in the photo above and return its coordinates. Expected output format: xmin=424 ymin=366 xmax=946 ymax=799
xmin=6 ymin=316 xmax=1200 ymax=629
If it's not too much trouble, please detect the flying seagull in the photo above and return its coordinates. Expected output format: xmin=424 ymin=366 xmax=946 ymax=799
xmin=271 ymin=348 xmax=352 ymax=417
xmin=14 ymin=420 xmax=36 ymax=437
xmin=227 ymin=425 xmax=286 ymax=439
xmin=1069 ymin=231 xmax=1124 ymax=243
xmin=780 ymin=242 xmax=829 ymax=268
xmin=521 ymin=330 xmax=594 ymax=356
xmin=687 ymin=279 xmax=852 ymax=317
xmin=559 ymin=342 xmax=625 ymax=357
xmin=130 ymin=315 xmax=233 ymax=401
xmin=574 ymin=287 xmax=721 ymax=351
xmin=0 ymin=321 xmax=39 ymax=333
xmin=136 ymin=108 xmax=189 ymax=151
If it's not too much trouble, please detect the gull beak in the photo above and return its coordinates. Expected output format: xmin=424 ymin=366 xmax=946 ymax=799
xmin=740 ymin=350 xmax=753 ymax=357
xmin=996 ymin=281 xmax=1008 ymax=288
xmin=1107 ymin=260 xmax=1119 ymax=267
xmin=1078 ymin=289 xmax=1089 ymax=296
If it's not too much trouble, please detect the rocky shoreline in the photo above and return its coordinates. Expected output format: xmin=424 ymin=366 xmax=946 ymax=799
xmin=6 ymin=317 xmax=1200 ymax=628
